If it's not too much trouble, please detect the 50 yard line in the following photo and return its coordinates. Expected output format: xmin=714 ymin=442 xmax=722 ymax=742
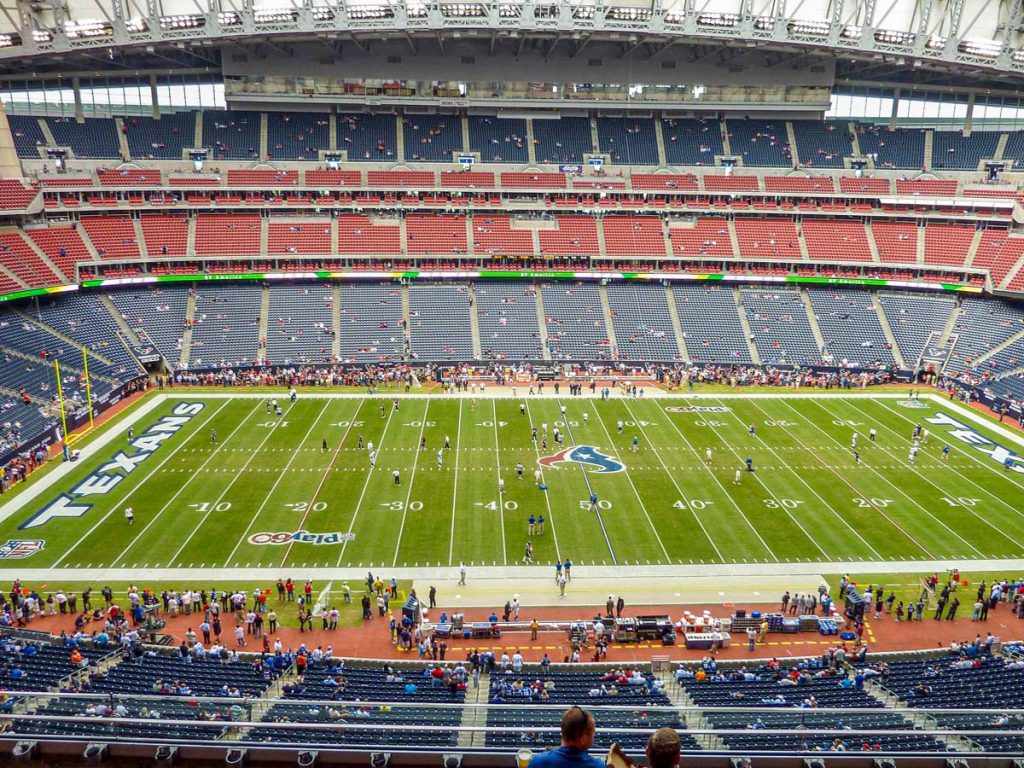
xmin=447 ymin=398 xmax=464 ymax=567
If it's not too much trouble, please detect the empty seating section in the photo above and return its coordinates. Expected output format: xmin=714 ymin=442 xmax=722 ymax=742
xmin=404 ymin=114 xmax=462 ymax=162
xmin=305 ymin=170 xmax=362 ymax=187
xmin=337 ymin=113 xmax=397 ymax=161
xmin=268 ymin=219 xmax=331 ymax=255
xmin=661 ymin=118 xmax=722 ymax=166
xmin=406 ymin=214 xmax=467 ymax=254
xmin=0 ymin=231 xmax=65 ymax=286
xmin=840 ymin=177 xmax=891 ymax=194
xmin=7 ymin=115 xmax=45 ymax=157
xmin=81 ymin=216 xmax=139 ymax=259
xmin=539 ymin=216 xmax=599 ymax=256
xmin=877 ymin=292 xmax=955 ymax=365
xmin=924 ymin=223 xmax=974 ymax=267
xmin=726 ymin=120 xmax=791 ymax=167
xmin=631 ymin=174 xmax=698 ymax=191
xmin=1000 ymin=131 xmax=1024 ymax=167
xmin=741 ymin=289 xmax=820 ymax=366
xmin=266 ymin=112 xmax=329 ymax=161
xmin=791 ymin=120 xmax=853 ymax=168
xmin=703 ymin=175 xmax=759 ymax=192
xmin=950 ymin=297 xmax=1024 ymax=372
xmin=602 ymin=216 xmax=667 ymax=257
xmin=856 ymin=127 xmax=924 ymax=169
xmin=677 ymin=665 xmax=941 ymax=753
xmin=606 ymin=283 xmax=679 ymax=360
xmin=91 ymin=653 xmax=271 ymax=698
xmin=204 ymin=111 xmax=259 ymax=159
xmin=541 ymin=283 xmax=610 ymax=360
xmin=808 ymin=288 xmax=895 ymax=368
xmin=97 ymin=169 xmax=162 ymax=186
xmin=31 ymin=293 xmax=143 ymax=377
xmin=337 ymin=283 xmax=404 ymax=362
xmin=0 ymin=313 xmax=108 ymax=402
xmin=140 ymin=214 xmax=188 ymax=257
xmin=337 ymin=214 xmax=401 ymax=254
xmin=501 ymin=172 xmax=566 ymax=190
xmin=266 ymin=284 xmax=334 ymax=364
xmin=367 ymin=170 xmax=435 ymax=187
xmin=764 ymin=176 xmax=835 ymax=193
xmin=596 ymin=118 xmax=658 ymax=165
xmin=194 ymin=214 xmax=261 ymax=256
xmin=252 ymin=663 xmax=461 ymax=749
xmin=872 ymin=221 xmax=919 ymax=264
xmin=408 ymin=284 xmax=474 ymax=359
xmin=669 ymin=218 xmax=734 ymax=258
xmin=532 ymin=117 xmax=592 ymax=164
xmin=0 ymin=179 xmax=38 ymax=211
xmin=882 ymin=653 xmax=1024 ymax=753
xmin=475 ymin=283 xmax=543 ymax=360
xmin=0 ymin=639 xmax=80 ymax=691
xmin=802 ymin=219 xmax=873 ymax=262
xmin=45 ymin=117 xmax=121 ymax=158
xmin=467 ymin=116 xmax=528 ymax=163
xmin=673 ymin=285 xmax=751 ymax=363
xmin=895 ymin=179 xmax=958 ymax=196
xmin=226 ymin=169 xmax=299 ymax=187
xmin=27 ymin=225 xmax=91 ymax=279
xmin=0 ymin=271 xmax=19 ymax=294
xmin=971 ymin=330 xmax=1024 ymax=375
xmin=487 ymin=670 xmax=690 ymax=754
xmin=109 ymin=287 xmax=188 ymax=366
xmin=190 ymin=285 xmax=263 ymax=368
xmin=441 ymin=171 xmax=495 ymax=188
xmin=972 ymin=229 xmax=1024 ymax=286
xmin=932 ymin=131 xmax=999 ymax=170
xmin=733 ymin=219 xmax=800 ymax=260
xmin=472 ymin=215 xmax=532 ymax=255
xmin=121 ymin=112 xmax=195 ymax=160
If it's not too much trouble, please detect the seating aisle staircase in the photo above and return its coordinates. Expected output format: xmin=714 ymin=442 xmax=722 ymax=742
xmin=460 ymin=671 xmax=490 ymax=749
xmin=661 ymin=672 xmax=726 ymax=752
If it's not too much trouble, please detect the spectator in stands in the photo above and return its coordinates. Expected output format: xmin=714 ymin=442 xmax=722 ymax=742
xmin=528 ymin=706 xmax=604 ymax=768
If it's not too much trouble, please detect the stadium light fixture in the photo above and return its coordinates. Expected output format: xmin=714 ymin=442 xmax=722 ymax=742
xmin=1013 ymin=49 xmax=1024 ymax=62
xmin=218 ymin=12 xmax=242 ymax=26
xmin=0 ymin=33 xmax=18 ymax=47
xmin=754 ymin=16 xmax=775 ymax=30
xmin=875 ymin=29 xmax=913 ymax=45
xmin=926 ymin=36 xmax=947 ymax=50
xmin=312 ymin=8 xmax=335 ymax=20
xmin=255 ymin=8 xmax=299 ymax=22
xmin=959 ymin=38 xmax=1002 ymax=58
xmin=64 ymin=19 xmax=114 ymax=39
xmin=841 ymin=25 xmax=862 ymax=39
xmin=788 ymin=20 xmax=829 ymax=36
xmin=698 ymin=13 xmax=739 ymax=28
xmin=370 ymin=753 xmax=391 ymax=768
xmin=160 ymin=15 xmax=205 ymax=30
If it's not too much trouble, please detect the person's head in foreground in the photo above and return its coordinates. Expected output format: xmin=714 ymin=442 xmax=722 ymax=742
xmin=645 ymin=727 xmax=682 ymax=768
xmin=528 ymin=706 xmax=603 ymax=767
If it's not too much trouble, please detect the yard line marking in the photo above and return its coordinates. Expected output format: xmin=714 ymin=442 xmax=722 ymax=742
xmin=124 ymin=399 xmax=280 ymax=569
xmin=51 ymin=400 xmax=233 ymax=568
xmin=587 ymin=400 xmax=670 ymax=562
xmin=490 ymin=400 xmax=509 ymax=566
xmin=777 ymin=398 xmax=983 ymax=558
xmin=272 ymin=400 xmax=365 ymax=567
xmin=391 ymin=400 xmax=429 ymax=565
xmin=679 ymin=400 xmax=831 ymax=560
xmin=336 ymin=405 xmax=397 ymax=567
xmin=651 ymin=400 xmax=777 ymax=562
xmin=620 ymin=400 xmax=731 ymax=562
xmin=216 ymin=399 xmax=337 ymax=567
xmin=740 ymin=399 xmax=886 ymax=560
xmin=447 ymin=399 xmax=464 ymax=567
xmin=524 ymin=400 xmax=562 ymax=563
xmin=872 ymin=397 xmax=1024 ymax=495
xmin=553 ymin=400 xmax=616 ymax=564
xmin=844 ymin=398 xmax=1024 ymax=547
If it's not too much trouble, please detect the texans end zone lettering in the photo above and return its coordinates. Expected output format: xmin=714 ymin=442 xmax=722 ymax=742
xmin=926 ymin=411 xmax=1024 ymax=474
xmin=19 ymin=402 xmax=205 ymax=531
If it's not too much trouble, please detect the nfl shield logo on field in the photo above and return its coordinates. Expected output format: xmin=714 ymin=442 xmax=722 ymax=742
xmin=0 ymin=539 xmax=45 ymax=559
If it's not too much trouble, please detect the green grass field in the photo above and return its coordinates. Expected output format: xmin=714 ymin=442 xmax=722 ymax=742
xmin=1 ymin=391 xmax=1023 ymax=571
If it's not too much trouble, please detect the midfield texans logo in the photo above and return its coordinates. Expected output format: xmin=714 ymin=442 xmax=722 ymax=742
xmin=538 ymin=446 xmax=624 ymax=474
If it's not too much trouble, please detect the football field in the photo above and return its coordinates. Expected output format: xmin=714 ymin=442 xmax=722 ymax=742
xmin=2 ymin=390 xmax=1024 ymax=573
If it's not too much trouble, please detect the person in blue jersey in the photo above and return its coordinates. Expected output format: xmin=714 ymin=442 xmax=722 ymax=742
xmin=528 ymin=706 xmax=604 ymax=768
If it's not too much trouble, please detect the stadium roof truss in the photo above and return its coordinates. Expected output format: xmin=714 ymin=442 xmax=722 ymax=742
xmin=0 ymin=0 xmax=1023 ymax=84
